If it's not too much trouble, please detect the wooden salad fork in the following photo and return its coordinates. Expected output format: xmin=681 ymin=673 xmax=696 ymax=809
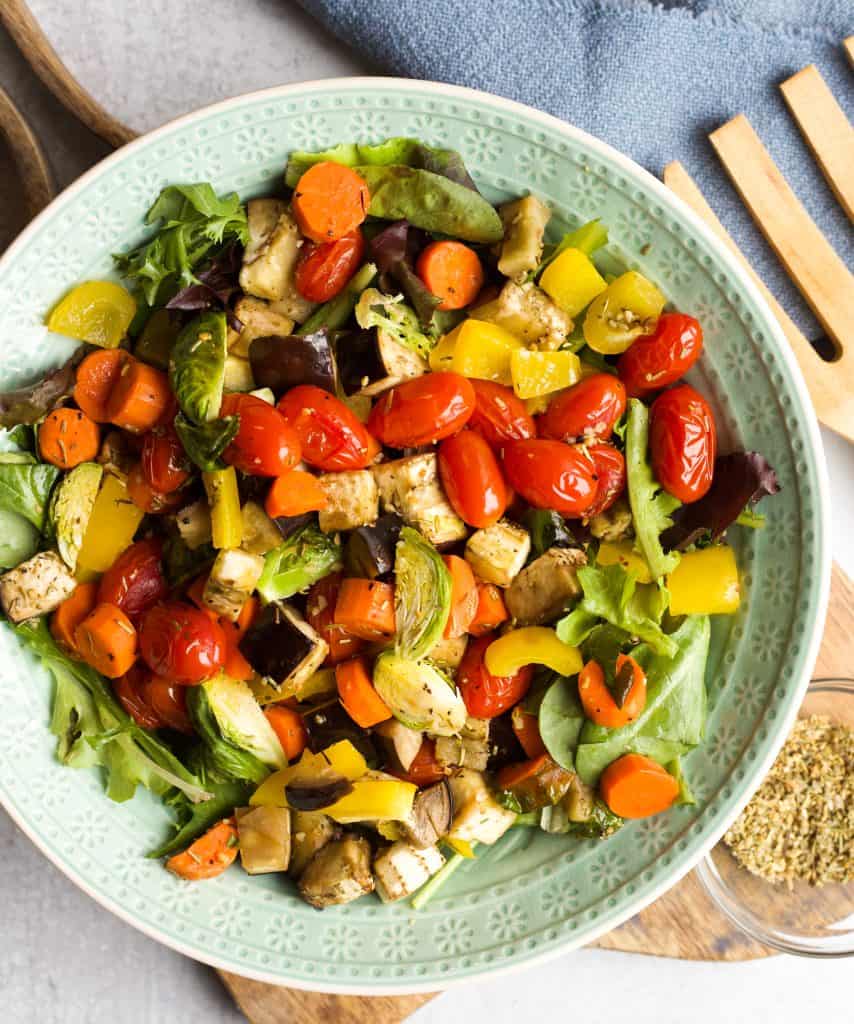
xmin=664 ymin=40 xmax=854 ymax=444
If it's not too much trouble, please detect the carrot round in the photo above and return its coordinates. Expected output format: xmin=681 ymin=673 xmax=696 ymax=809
xmin=416 ymin=241 xmax=484 ymax=311
xmin=166 ymin=819 xmax=238 ymax=880
xmin=335 ymin=656 xmax=392 ymax=728
xmin=264 ymin=705 xmax=309 ymax=761
xmin=105 ymin=359 xmax=171 ymax=433
xmin=600 ymin=753 xmax=680 ymax=819
xmin=578 ymin=654 xmax=646 ymax=729
xmin=75 ymin=348 xmax=131 ymax=422
xmin=511 ymin=705 xmax=547 ymax=759
xmin=50 ymin=582 xmax=99 ymax=656
xmin=442 ymin=554 xmax=478 ymax=638
xmin=292 ymin=162 xmax=370 ymax=243
xmin=38 ymin=407 xmax=101 ymax=469
xmin=334 ymin=578 xmax=396 ymax=640
xmin=74 ymin=602 xmax=138 ymax=678
xmin=220 ymin=596 xmax=258 ymax=680
xmin=469 ymin=581 xmax=508 ymax=636
xmin=265 ymin=469 xmax=328 ymax=519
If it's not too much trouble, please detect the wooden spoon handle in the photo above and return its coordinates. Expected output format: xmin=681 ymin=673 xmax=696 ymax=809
xmin=0 ymin=85 xmax=54 ymax=220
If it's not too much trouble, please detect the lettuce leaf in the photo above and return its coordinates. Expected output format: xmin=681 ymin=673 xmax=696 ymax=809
xmin=625 ymin=398 xmax=681 ymax=579
xmin=368 ymin=220 xmax=443 ymax=329
xmin=574 ymin=615 xmax=709 ymax=785
xmin=0 ymin=350 xmax=84 ymax=429
xmin=0 ymin=462 xmax=60 ymax=531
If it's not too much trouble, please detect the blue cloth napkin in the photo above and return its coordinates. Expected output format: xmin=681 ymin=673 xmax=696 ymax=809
xmin=299 ymin=0 xmax=853 ymax=340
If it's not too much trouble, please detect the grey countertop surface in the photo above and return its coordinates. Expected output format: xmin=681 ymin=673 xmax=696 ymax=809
xmin=2 ymin=4 xmax=853 ymax=1022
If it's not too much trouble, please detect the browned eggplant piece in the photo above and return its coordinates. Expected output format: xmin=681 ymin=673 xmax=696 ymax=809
xmin=298 ymin=834 xmax=374 ymax=908
xmin=344 ymin=513 xmax=403 ymax=579
xmin=289 ymin=810 xmax=337 ymax=878
xmin=486 ymin=712 xmax=526 ymax=772
xmin=399 ymin=779 xmax=454 ymax=848
xmin=337 ymin=328 xmax=426 ymax=397
xmin=273 ymin=511 xmax=316 ymax=539
xmin=374 ymin=718 xmax=423 ymax=773
xmin=249 ymin=329 xmax=336 ymax=394
xmin=285 ymin=773 xmax=353 ymax=811
xmin=239 ymin=602 xmax=327 ymax=687
xmin=304 ymin=703 xmax=379 ymax=768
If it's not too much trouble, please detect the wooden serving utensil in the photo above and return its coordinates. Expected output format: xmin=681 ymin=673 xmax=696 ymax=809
xmin=0 ymin=84 xmax=53 ymax=222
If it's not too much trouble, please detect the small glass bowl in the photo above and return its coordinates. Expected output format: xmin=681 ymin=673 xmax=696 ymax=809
xmin=696 ymin=678 xmax=854 ymax=957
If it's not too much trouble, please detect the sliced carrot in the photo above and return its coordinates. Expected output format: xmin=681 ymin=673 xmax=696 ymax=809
xmin=469 ymin=581 xmax=508 ymax=636
xmin=511 ymin=705 xmax=547 ymax=759
xmin=600 ymin=753 xmax=679 ymax=819
xmin=73 ymin=602 xmax=138 ymax=678
xmin=166 ymin=819 xmax=238 ymax=880
xmin=105 ymin=359 xmax=171 ymax=433
xmin=75 ymin=348 xmax=131 ymax=423
xmin=442 ymin=554 xmax=478 ymax=639
xmin=416 ymin=241 xmax=484 ymax=311
xmin=306 ymin=575 xmax=366 ymax=665
xmin=264 ymin=705 xmax=309 ymax=761
xmin=38 ymin=407 xmax=100 ymax=469
xmin=495 ymin=752 xmax=550 ymax=791
xmin=186 ymin=574 xmax=208 ymax=610
xmin=335 ymin=656 xmax=392 ymax=728
xmin=220 ymin=599 xmax=258 ymax=680
xmin=265 ymin=469 xmax=328 ymax=519
xmin=292 ymin=161 xmax=370 ymax=243
xmin=578 ymin=654 xmax=646 ymax=729
xmin=223 ymin=595 xmax=258 ymax=640
xmin=334 ymin=578 xmax=396 ymax=641
xmin=50 ymin=582 xmax=99 ymax=657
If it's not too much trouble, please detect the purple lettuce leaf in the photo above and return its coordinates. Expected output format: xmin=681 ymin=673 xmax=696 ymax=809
xmin=369 ymin=220 xmax=442 ymax=328
xmin=166 ymin=242 xmax=244 ymax=329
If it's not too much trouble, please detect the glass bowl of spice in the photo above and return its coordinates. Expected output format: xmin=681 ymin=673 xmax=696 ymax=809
xmin=696 ymin=679 xmax=854 ymax=956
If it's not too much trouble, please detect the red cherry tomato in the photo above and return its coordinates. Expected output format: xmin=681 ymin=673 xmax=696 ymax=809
xmin=650 ymin=384 xmax=717 ymax=503
xmin=277 ymin=385 xmax=379 ymax=471
xmin=306 ymin=573 xmax=366 ymax=665
xmin=390 ymin=738 xmax=446 ymax=786
xmin=502 ymin=439 xmax=598 ymax=517
xmin=295 ymin=229 xmax=365 ymax=303
xmin=113 ymin=665 xmax=162 ymax=730
xmin=468 ymin=380 xmax=536 ymax=445
xmin=140 ymin=676 xmax=194 ymax=733
xmin=438 ymin=430 xmax=508 ymax=528
xmin=618 ymin=313 xmax=704 ymax=398
xmin=126 ymin=463 xmax=185 ymax=514
xmin=457 ymin=635 xmax=534 ymax=719
xmin=98 ymin=538 xmax=168 ymax=620
xmin=141 ymin=423 xmax=191 ymax=494
xmin=220 ymin=393 xmax=302 ymax=477
xmin=367 ymin=372 xmax=475 ymax=448
xmin=584 ymin=442 xmax=626 ymax=518
xmin=139 ymin=602 xmax=226 ymax=685
xmin=539 ymin=373 xmax=626 ymax=442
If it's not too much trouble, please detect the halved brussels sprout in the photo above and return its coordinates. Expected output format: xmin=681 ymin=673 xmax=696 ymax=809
xmin=393 ymin=526 xmax=451 ymax=661
xmin=169 ymin=311 xmax=228 ymax=423
xmin=373 ymin=651 xmax=467 ymax=737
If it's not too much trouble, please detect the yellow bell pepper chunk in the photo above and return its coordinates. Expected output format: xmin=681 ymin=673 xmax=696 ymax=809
xmin=326 ymin=778 xmax=417 ymax=824
xmin=75 ymin=473 xmax=144 ymax=580
xmin=596 ymin=540 xmax=653 ymax=584
xmin=437 ymin=319 xmax=523 ymax=385
xmin=428 ymin=330 xmax=459 ymax=373
xmin=203 ymin=467 xmax=243 ymax=549
xmin=444 ymin=837 xmax=477 ymax=859
xmin=667 ymin=546 xmax=741 ymax=616
xmin=510 ymin=348 xmax=581 ymax=400
xmin=583 ymin=271 xmax=665 ymax=354
xmin=250 ymin=667 xmax=337 ymax=706
xmin=540 ymin=248 xmax=608 ymax=317
xmin=250 ymin=740 xmax=368 ymax=807
xmin=47 ymin=280 xmax=137 ymax=349
xmin=484 ymin=626 xmax=582 ymax=678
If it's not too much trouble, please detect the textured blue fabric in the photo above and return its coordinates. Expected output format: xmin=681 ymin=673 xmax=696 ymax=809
xmin=298 ymin=0 xmax=852 ymax=339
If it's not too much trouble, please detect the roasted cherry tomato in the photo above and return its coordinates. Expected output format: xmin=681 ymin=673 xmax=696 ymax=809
xmin=141 ymin=423 xmax=191 ymax=494
xmin=468 ymin=380 xmax=536 ymax=445
xmin=126 ymin=463 xmax=185 ymax=514
xmin=306 ymin=573 xmax=366 ymax=665
xmin=390 ymin=738 xmax=446 ymax=786
xmin=502 ymin=439 xmax=597 ymax=517
xmin=539 ymin=373 xmax=626 ymax=442
xmin=140 ymin=676 xmax=194 ymax=733
xmin=139 ymin=602 xmax=226 ymax=685
xmin=98 ymin=538 xmax=168 ymax=620
xmin=277 ymin=385 xmax=379 ymax=471
xmin=438 ymin=430 xmax=507 ymax=528
xmin=367 ymin=372 xmax=475 ymax=448
xmin=220 ymin=393 xmax=302 ymax=477
xmin=295 ymin=229 xmax=365 ymax=303
xmin=650 ymin=384 xmax=717 ymax=503
xmin=617 ymin=313 xmax=704 ymax=398
xmin=113 ymin=665 xmax=162 ymax=730
xmin=458 ymin=634 xmax=534 ymax=719
xmin=584 ymin=442 xmax=626 ymax=518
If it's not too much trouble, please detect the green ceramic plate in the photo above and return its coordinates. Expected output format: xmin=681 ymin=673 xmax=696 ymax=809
xmin=0 ymin=79 xmax=830 ymax=992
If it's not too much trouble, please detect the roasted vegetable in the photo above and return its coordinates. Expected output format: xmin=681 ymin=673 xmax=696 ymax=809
xmin=203 ymin=467 xmax=243 ymax=550
xmin=354 ymin=289 xmax=433 ymax=362
xmin=434 ymin=734 xmax=489 ymax=771
xmin=447 ymin=769 xmax=517 ymax=845
xmin=49 ymin=462 xmax=102 ymax=571
xmin=239 ymin=602 xmax=328 ymax=689
xmin=337 ymin=326 xmax=427 ymax=396
xmin=194 ymin=673 xmax=287 ymax=771
xmin=505 ymin=547 xmax=587 ymax=625
xmin=235 ymin=805 xmax=291 ymax=874
xmin=345 ymin=513 xmax=403 ymax=579
xmin=324 ymin=775 xmax=417 ymax=824
xmin=373 ymin=841 xmax=445 ymax=902
xmin=373 ymin=453 xmax=466 ymax=548
xmin=202 ymin=548 xmax=265 ymax=621
xmin=249 ymin=329 xmax=337 ymax=394
xmin=464 ymin=519 xmax=530 ymax=588
xmin=288 ymin=809 xmax=336 ymax=877
xmin=230 ymin=296 xmax=295 ymax=358
xmin=474 ymin=280 xmax=574 ymax=349
xmin=394 ymin=526 xmax=452 ymax=660
xmin=316 ymin=470 xmax=379 ymax=534
xmin=75 ymin=473 xmax=144 ymax=579
xmin=399 ymin=779 xmax=454 ymax=848
xmin=175 ymin=500 xmax=213 ymax=550
xmin=239 ymin=199 xmax=311 ymax=316
xmin=169 ymin=311 xmax=228 ymax=424
xmin=373 ymin=651 xmax=466 ymax=737
xmin=298 ymin=834 xmax=374 ymax=908
xmin=285 ymin=774 xmax=354 ymax=811
xmin=256 ymin=523 xmax=341 ymax=602
xmin=497 ymin=195 xmax=551 ymax=282
xmin=240 ymin=501 xmax=282 ymax=556
xmin=0 ymin=551 xmax=77 ymax=623
xmin=374 ymin=718 xmax=423 ymax=773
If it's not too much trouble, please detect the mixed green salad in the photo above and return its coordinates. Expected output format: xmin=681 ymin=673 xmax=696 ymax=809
xmin=0 ymin=136 xmax=780 ymax=908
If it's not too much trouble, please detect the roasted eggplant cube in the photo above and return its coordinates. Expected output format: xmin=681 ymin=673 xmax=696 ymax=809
xmin=345 ymin=513 xmax=403 ymax=578
xmin=505 ymin=546 xmax=587 ymax=625
xmin=239 ymin=200 xmax=302 ymax=303
xmin=373 ymin=841 xmax=445 ymax=902
xmin=239 ymin=602 xmax=328 ymax=688
xmin=230 ymin=296 xmax=295 ymax=359
xmin=202 ymin=548 xmax=265 ymax=621
xmin=338 ymin=327 xmax=426 ymax=397
xmin=465 ymin=520 xmax=530 ymax=587
xmin=0 ymin=551 xmax=77 ymax=623
xmin=317 ymin=470 xmax=379 ymax=534
xmin=298 ymin=834 xmax=374 ymax=908
xmin=249 ymin=329 xmax=336 ymax=394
